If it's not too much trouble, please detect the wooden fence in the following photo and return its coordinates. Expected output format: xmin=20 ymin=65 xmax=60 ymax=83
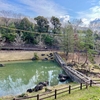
xmin=13 ymin=79 xmax=98 ymax=100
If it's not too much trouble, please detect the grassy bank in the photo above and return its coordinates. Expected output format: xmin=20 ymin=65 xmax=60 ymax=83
xmin=1 ymin=84 xmax=100 ymax=100
xmin=51 ymin=86 xmax=100 ymax=100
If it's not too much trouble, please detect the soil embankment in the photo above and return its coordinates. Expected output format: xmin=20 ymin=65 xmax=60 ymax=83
xmin=0 ymin=50 xmax=62 ymax=62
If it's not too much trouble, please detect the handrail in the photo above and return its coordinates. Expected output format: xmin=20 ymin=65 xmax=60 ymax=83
xmin=54 ymin=52 xmax=91 ymax=83
xmin=14 ymin=79 xmax=100 ymax=100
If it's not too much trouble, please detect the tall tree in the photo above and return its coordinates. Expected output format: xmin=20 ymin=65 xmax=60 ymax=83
xmin=42 ymin=34 xmax=54 ymax=46
xmin=15 ymin=17 xmax=34 ymax=44
xmin=81 ymin=29 xmax=95 ymax=68
xmin=17 ymin=17 xmax=34 ymax=31
xmin=34 ymin=16 xmax=49 ymax=33
xmin=50 ymin=16 xmax=61 ymax=34
xmin=34 ymin=16 xmax=49 ymax=46
xmin=61 ymin=24 xmax=74 ymax=57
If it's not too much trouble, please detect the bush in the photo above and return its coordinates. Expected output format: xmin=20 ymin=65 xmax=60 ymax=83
xmin=33 ymin=53 xmax=39 ymax=60
xmin=93 ymin=64 xmax=100 ymax=69
xmin=18 ymin=93 xmax=26 ymax=97
xmin=2 ymin=33 xmax=16 ymax=43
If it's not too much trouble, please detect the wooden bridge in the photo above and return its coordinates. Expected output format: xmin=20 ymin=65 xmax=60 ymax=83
xmin=54 ymin=52 xmax=91 ymax=84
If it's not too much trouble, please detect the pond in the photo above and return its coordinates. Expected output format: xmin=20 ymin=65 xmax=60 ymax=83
xmin=0 ymin=60 xmax=70 ymax=96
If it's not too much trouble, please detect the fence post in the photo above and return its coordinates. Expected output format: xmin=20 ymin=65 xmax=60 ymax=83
xmin=37 ymin=94 xmax=39 ymax=100
xmin=86 ymin=83 xmax=88 ymax=89
xmin=80 ymin=83 xmax=82 ymax=90
xmin=69 ymin=85 xmax=71 ymax=94
xmin=55 ymin=89 xmax=57 ymax=99
xmin=90 ymin=80 xmax=92 ymax=87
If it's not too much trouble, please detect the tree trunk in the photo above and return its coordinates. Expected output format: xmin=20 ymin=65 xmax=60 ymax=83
xmin=81 ymin=51 xmax=88 ymax=67
xmin=77 ymin=52 xmax=80 ymax=64
xmin=72 ymin=51 xmax=74 ymax=62
xmin=66 ymin=51 xmax=69 ymax=60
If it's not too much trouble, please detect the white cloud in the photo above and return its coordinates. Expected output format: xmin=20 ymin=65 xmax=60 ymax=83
xmin=18 ymin=0 xmax=67 ymax=17
xmin=0 ymin=0 xmax=69 ymax=18
xmin=81 ymin=18 xmax=90 ymax=26
xmin=60 ymin=15 xmax=70 ymax=22
xmin=77 ymin=5 xmax=100 ymax=26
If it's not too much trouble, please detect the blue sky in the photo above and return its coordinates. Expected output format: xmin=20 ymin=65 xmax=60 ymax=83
xmin=0 ymin=0 xmax=100 ymax=25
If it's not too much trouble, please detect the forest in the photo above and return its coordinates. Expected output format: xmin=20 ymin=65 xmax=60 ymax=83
xmin=0 ymin=11 xmax=100 ymax=67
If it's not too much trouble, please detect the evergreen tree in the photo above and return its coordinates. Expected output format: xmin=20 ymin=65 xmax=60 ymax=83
xmin=61 ymin=24 xmax=74 ymax=56
xmin=50 ymin=16 xmax=61 ymax=34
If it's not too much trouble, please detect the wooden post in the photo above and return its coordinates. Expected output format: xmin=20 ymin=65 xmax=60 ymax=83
xmin=80 ymin=83 xmax=82 ymax=90
xmin=69 ymin=85 xmax=71 ymax=94
xmin=86 ymin=83 xmax=88 ymax=89
xmin=55 ymin=89 xmax=57 ymax=99
xmin=90 ymin=80 xmax=92 ymax=87
xmin=37 ymin=94 xmax=39 ymax=100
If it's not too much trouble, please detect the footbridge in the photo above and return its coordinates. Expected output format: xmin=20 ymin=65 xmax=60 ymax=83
xmin=54 ymin=52 xmax=91 ymax=84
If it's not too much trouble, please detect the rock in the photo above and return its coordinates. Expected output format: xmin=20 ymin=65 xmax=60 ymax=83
xmin=38 ymin=84 xmax=43 ymax=90
xmin=50 ymin=57 xmax=53 ymax=59
xmin=32 ymin=57 xmax=36 ymax=60
xmin=34 ymin=84 xmax=43 ymax=92
xmin=50 ymin=53 xmax=53 ymax=56
xmin=67 ymin=62 xmax=75 ymax=67
xmin=39 ymin=81 xmax=49 ymax=86
xmin=48 ymin=55 xmax=51 ymax=58
xmin=41 ymin=54 xmax=45 ymax=56
xmin=34 ymin=86 xmax=39 ymax=92
xmin=59 ymin=77 xmax=67 ymax=82
xmin=45 ymin=58 xmax=48 ymax=60
xmin=42 ymin=58 xmax=48 ymax=61
xmin=34 ymin=81 xmax=49 ymax=92
xmin=27 ymin=89 xmax=33 ymax=93
xmin=43 ymin=81 xmax=49 ymax=86
xmin=58 ymin=74 xmax=68 ymax=79
xmin=0 ymin=64 xmax=4 ymax=67
xmin=45 ymin=47 xmax=47 ymax=49
xmin=39 ymin=82 xmax=44 ymax=85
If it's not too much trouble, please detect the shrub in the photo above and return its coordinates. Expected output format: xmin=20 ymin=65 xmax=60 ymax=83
xmin=93 ymin=64 xmax=100 ymax=69
xmin=34 ymin=53 xmax=39 ymax=60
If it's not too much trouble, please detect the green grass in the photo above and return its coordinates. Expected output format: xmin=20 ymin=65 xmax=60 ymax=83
xmin=36 ymin=86 xmax=100 ymax=100
xmin=1 ymin=85 xmax=100 ymax=100
xmin=50 ymin=86 xmax=100 ymax=100
xmin=27 ymin=85 xmax=100 ymax=100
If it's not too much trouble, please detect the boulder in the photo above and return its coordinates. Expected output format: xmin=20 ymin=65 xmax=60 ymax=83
xmin=39 ymin=81 xmax=49 ymax=86
xmin=58 ymin=74 xmax=68 ymax=79
xmin=42 ymin=58 xmax=48 ymax=61
xmin=0 ymin=64 xmax=4 ymax=67
xmin=50 ymin=53 xmax=53 ymax=56
xmin=32 ymin=57 xmax=36 ymax=61
xmin=41 ymin=54 xmax=45 ymax=56
xmin=43 ymin=81 xmax=49 ymax=86
xmin=27 ymin=89 xmax=33 ymax=93
xmin=59 ymin=77 xmax=67 ymax=82
xmin=67 ymin=62 xmax=75 ymax=67
xmin=50 ymin=57 xmax=54 ymax=59
xmin=34 ymin=84 xmax=43 ymax=92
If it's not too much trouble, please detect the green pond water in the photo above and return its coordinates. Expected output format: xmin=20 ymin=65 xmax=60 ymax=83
xmin=0 ymin=60 xmax=70 ymax=96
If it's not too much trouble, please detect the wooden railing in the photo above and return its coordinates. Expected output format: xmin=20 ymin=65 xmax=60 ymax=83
xmin=91 ymin=79 xmax=100 ymax=85
xmin=54 ymin=52 xmax=91 ymax=83
xmin=13 ymin=80 xmax=97 ymax=100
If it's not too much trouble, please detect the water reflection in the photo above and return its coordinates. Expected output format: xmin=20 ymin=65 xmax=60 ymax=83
xmin=0 ymin=61 xmax=70 ymax=96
